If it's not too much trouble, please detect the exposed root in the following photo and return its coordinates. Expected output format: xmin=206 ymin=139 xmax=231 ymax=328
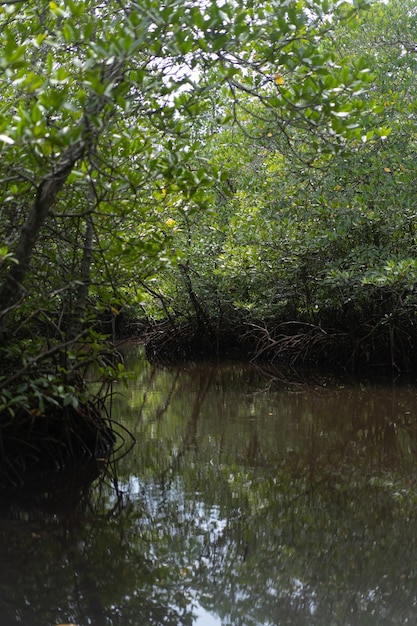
xmin=144 ymin=318 xmax=224 ymax=363
xmin=245 ymin=321 xmax=348 ymax=366
xmin=144 ymin=319 xmax=197 ymax=363
xmin=0 ymin=398 xmax=118 ymax=490
xmin=142 ymin=315 xmax=417 ymax=372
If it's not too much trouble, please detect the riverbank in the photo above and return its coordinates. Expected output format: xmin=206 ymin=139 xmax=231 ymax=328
xmin=142 ymin=313 xmax=417 ymax=372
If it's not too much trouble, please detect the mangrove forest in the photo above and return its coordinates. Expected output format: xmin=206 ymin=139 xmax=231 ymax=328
xmin=1 ymin=0 xmax=416 ymax=483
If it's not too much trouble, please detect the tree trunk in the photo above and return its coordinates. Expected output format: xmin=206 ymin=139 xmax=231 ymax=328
xmin=0 ymin=139 xmax=86 ymax=323
xmin=0 ymin=58 xmax=125 ymax=334
xmin=66 ymin=192 xmax=96 ymax=341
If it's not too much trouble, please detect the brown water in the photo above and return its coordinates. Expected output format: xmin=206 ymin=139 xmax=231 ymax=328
xmin=2 ymin=342 xmax=417 ymax=625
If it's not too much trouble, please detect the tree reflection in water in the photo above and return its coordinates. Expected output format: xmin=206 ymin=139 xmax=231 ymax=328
xmin=2 ymin=344 xmax=417 ymax=625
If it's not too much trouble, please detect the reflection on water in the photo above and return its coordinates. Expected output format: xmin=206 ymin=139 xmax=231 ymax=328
xmin=2 ymin=341 xmax=417 ymax=625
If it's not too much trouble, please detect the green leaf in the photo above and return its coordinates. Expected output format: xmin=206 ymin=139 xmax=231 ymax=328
xmin=0 ymin=134 xmax=14 ymax=145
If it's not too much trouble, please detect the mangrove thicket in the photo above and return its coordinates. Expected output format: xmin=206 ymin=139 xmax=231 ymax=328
xmin=0 ymin=0 xmax=409 ymax=483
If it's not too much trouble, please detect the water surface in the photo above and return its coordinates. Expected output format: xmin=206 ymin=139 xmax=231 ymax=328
xmin=2 ymin=343 xmax=417 ymax=625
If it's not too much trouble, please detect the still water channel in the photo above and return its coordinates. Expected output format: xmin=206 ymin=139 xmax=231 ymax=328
xmin=2 ymin=342 xmax=417 ymax=625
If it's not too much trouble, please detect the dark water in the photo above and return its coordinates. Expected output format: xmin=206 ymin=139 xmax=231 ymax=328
xmin=2 ymin=343 xmax=417 ymax=626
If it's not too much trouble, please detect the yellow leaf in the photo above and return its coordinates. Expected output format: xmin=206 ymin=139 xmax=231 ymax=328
xmin=274 ymin=74 xmax=284 ymax=86
xmin=165 ymin=218 xmax=176 ymax=228
xmin=384 ymin=167 xmax=391 ymax=173
xmin=110 ymin=306 xmax=120 ymax=315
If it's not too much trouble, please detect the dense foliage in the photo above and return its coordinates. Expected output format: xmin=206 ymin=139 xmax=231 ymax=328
xmin=146 ymin=0 xmax=417 ymax=370
xmin=1 ymin=0 xmax=413 ymax=477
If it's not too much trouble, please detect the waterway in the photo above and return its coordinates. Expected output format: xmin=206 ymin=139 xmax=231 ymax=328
xmin=2 ymin=342 xmax=417 ymax=625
